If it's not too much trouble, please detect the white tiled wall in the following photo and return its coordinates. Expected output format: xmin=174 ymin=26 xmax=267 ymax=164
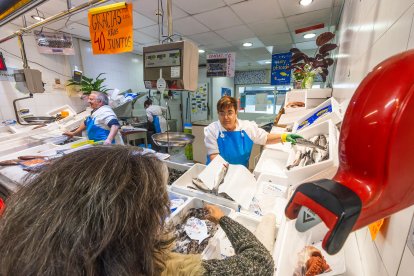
xmin=333 ymin=1 xmax=414 ymax=275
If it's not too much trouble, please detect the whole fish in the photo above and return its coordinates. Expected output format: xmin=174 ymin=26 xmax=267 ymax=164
xmin=212 ymin=163 xmax=229 ymax=195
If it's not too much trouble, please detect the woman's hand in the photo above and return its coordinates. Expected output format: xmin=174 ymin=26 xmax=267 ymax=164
xmin=204 ymin=204 xmax=225 ymax=224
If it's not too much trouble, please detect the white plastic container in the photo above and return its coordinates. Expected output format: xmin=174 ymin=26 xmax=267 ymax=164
xmin=275 ymin=220 xmax=346 ymax=276
xmin=285 ymin=120 xmax=339 ymax=187
xmin=293 ymin=97 xmax=342 ymax=132
xmin=204 ymin=212 xmax=262 ymax=260
xmin=168 ymin=197 xmax=233 ymax=257
xmin=304 ymin=88 xmax=332 ymax=98
xmin=170 ymin=163 xmax=239 ymax=210
xmin=47 ymin=105 xmax=77 ymax=123
xmin=253 ymin=149 xmax=290 ymax=179
xmin=168 ymin=190 xmax=190 ymax=218
xmin=284 ymin=90 xmax=307 ymax=113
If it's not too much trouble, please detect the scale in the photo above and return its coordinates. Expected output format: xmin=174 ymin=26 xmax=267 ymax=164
xmin=151 ymin=69 xmax=195 ymax=153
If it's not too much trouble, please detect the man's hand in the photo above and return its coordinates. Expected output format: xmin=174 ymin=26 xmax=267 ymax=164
xmin=63 ymin=131 xmax=74 ymax=138
xmin=103 ymin=138 xmax=112 ymax=145
xmin=204 ymin=204 xmax=225 ymax=224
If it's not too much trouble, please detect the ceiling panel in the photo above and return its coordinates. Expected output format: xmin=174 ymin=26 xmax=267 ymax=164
xmin=61 ymin=22 xmax=91 ymax=39
xmin=137 ymin=24 xmax=165 ymax=39
xmin=43 ymin=18 xmax=76 ymax=31
xmin=230 ymin=37 xmax=265 ymax=49
xmin=189 ymin=31 xmax=227 ymax=46
xmin=258 ymin=32 xmax=293 ymax=46
xmin=294 ymin=40 xmax=319 ymax=51
xmin=216 ymin=25 xmax=255 ymax=42
xmin=243 ymin=47 xmax=271 ymax=56
xmin=194 ymin=7 xmax=243 ymax=31
xmin=173 ymin=16 xmax=209 ymax=36
xmin=224 ymin=0 xmax=246 ymax=4
xmin=231 ymin=0 xmax=283 ymax=24
xmin=133 ymin=11 xmax=157 ymax=29
xmin=173 ymin=0 xmax=226 ymax=15
xmin=271 ymin=43 xmax=293 ymax=54
xmin=133 ymin=31 xmax=158 ymax=44
xmin=132 ymin=0 xmax=188 ymax=23
xmin=202 ymin=41 xmax=233 ymax=50
xmin=279 ymin=0 xmax=334 ymax=17
xmin=286 ymin=8 xmax=331 ymax=30
xmin=292 ymin=26 xmax=330 ymax=44
xmin=248 ymin=18 xmax=289 ymax=36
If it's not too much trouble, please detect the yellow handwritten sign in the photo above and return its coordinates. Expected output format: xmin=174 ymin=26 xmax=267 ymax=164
xmin=88 ymin=2 xmax=133 ymax=54
xmin=368 ymin=218 xmax=384 ymax=240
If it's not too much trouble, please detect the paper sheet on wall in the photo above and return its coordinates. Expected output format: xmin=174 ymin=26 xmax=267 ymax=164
xmin=255 ymin=93 xmax=268 ymax=111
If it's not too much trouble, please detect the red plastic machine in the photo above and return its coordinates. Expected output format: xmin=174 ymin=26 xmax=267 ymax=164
xmin=285 ymin=50 xmax=414 ymax=254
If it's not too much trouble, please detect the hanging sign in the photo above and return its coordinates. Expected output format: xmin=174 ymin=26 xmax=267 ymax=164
xmin=271 ymin=52 xmax=292 ymax=85
xmin=34 ymin=31 xmax=75 ymax=55
xmin=206 ymin=52 xmax=235 ymax=78
xmin=88 ymin=2 xmax=133 ymax=55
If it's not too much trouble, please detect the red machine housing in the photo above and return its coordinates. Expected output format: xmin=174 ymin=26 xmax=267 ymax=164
xmin=286 ymin=50 xmax=414 ymax=254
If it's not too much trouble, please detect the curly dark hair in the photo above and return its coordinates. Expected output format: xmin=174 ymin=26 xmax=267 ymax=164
xmin=0 ymin=145 xmax=173 ymax=276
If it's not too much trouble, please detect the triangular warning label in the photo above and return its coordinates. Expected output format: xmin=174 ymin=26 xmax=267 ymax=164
xmin=303 ymin=209 xmax=316 ymax=223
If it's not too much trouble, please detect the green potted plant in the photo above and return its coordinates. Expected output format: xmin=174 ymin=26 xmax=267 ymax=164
xmin=66 ymin=73 xmax=111 ymax=97
xmin=290 ymin=32 xmax=338 ymax=89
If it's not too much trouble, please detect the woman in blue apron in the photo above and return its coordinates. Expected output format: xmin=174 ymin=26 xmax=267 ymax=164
xmin=144 ymin=99 xmax=167 ymax=133
xmin=204 ymin=96 xmax=301 ymax=167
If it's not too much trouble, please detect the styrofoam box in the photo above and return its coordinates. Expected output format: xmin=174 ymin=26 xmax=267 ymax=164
xmin=245 ymin=173 xmax=289 ymax=223
xmin=204 ymin=212 xmax=262 ymax=260
xmin=285 ymin=120 xmax=338 ymax=186
xmin=275 ymin=220 xmax=346 ymax=276
xmin=168 ymin=197 xmax=233 ymax=257
xmin=47 ymin=105 xmax=77 ymax=123
xmin=253 ymin=148 xmax=289 ymax=179
xmin=170 ymin=163 xmax=239 ymax=210
xmin=303 ymin=88 xmax=332 ymax=99
xmin=306 ymin=98 xmax=326 ymax=108
xmin=168 ymin=190 xmax=190 ymax=218
xmin=284 ymin=90 xmax=307 ymax=114
xmin=293 ymin=97 xmax=342 ymax=133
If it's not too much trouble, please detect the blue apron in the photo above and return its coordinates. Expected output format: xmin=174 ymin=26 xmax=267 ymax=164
xmin=153 ymin=115 xmax=162 ymax=133
xmin=207 ymin=130 xmax=254 ymax=167
xmin=85 ymin=117 xmax=111 ymax=143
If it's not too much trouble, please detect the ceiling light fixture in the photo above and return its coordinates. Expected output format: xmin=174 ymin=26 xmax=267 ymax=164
xmin=198 ymin=49 xmax=205 ymax=53
xmin=31 ymin=15 xmax=45 ymax=21
xmin=303 ymin=33 xmax=316 ymax=39
xmin=265 ymin=61 xmax=271 ymax=64
xmin=243 ymin=42 xmax=253 ymax=47
xmin=299 ymin=0 xmax=313 ymax=6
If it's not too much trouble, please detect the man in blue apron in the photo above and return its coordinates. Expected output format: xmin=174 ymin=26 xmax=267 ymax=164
xmin=144 ymin=99 xmax=167 ymax=133
xmin=204 ymin=96 xmax=301 ymax=167
xmin=64 ymin=92 xmax=120 ymax=144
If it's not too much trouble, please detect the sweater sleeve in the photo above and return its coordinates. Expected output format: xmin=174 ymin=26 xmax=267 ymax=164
xmin=202 ymin=216 xmax=274 ymax=276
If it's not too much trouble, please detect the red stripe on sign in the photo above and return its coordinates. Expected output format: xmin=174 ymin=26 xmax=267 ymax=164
xmin=295 ymin=23 xmax=325 ymax=34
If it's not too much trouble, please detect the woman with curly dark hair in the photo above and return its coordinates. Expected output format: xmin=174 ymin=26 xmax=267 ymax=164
xmin=0 ymin=146 xmax=274 ymax=276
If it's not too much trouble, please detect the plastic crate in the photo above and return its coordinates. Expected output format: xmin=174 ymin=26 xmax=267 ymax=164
xmin=170 ymin=163 xmax=239 ymax=210
xmin=285 ymin=120 xmax=339 ymax=186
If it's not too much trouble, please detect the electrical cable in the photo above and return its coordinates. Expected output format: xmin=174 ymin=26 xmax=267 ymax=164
xmin=160 ymin=0 xmax=164 ymax=38
xmin=0 ymin=46 xmax=71 ymax=77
